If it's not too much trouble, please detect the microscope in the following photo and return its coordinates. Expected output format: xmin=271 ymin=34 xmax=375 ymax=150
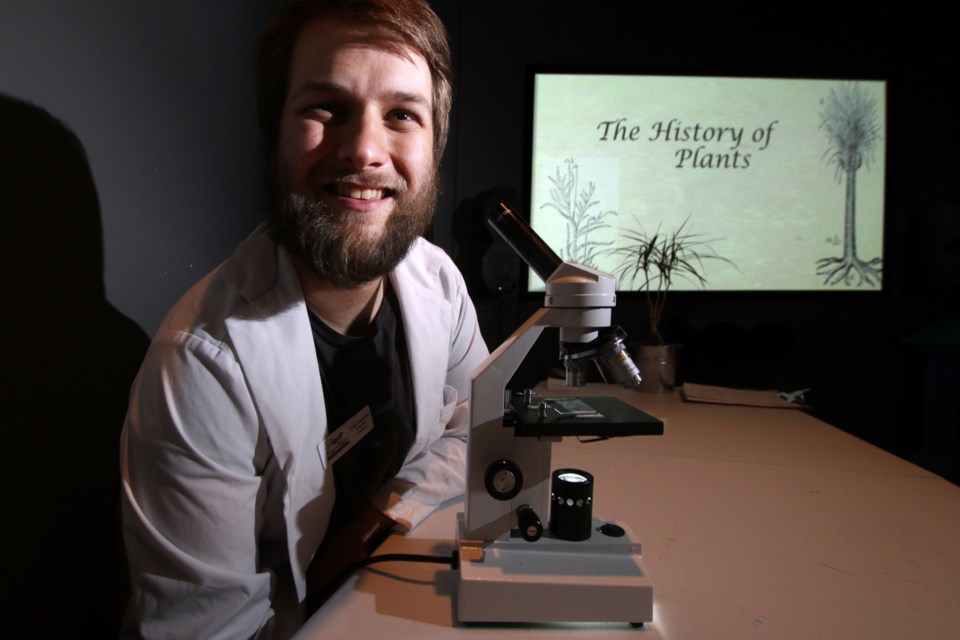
xmin=456 ymin=203 xmax=663 ymax=626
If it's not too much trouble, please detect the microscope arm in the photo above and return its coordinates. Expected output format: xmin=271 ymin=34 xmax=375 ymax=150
xmin=466 ymin=303 xmax=617 ymax=540
xmin=463 ymin=202 xmax=637 ymax=541
xmin=454 ymin=202 xmax=657 ymax=627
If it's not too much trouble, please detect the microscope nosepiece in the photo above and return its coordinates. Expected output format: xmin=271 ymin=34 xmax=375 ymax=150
xmin=561 ymin=327 xmax=642 ymax=389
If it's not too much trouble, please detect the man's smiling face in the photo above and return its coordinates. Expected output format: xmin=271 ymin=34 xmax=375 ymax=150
xmin=270 ymin=18 xmax=437 ymax=286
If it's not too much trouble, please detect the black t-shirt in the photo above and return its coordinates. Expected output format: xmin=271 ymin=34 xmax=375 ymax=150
xmin=307 ymin=282 xmax=416 ymax=532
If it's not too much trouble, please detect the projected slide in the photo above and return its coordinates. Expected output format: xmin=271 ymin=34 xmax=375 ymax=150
xmin=528 ymin=73 xmax=886 ymax=292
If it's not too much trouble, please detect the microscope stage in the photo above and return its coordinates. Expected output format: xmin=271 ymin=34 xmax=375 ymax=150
xmin=505 ymin=395 xmax=664 ymax=438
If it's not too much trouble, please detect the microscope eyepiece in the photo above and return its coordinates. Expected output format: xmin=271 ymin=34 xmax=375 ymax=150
xmin=488 ymin=202 xmax=562 ymax=283
xmin=486 ymin=202 xmax=641 ymax=389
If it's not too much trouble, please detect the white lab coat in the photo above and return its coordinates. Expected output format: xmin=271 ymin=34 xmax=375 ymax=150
xmin=119 ymin=230 xmax=488 ymax=639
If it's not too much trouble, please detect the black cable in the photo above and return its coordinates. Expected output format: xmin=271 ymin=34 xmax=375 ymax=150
xmin=331 ymin=551 xmax=459 ymax=590
xmin=348 ymin=551 xmax=458 ymax=572
xmin=307 ymin=551 xmax=459 ymax=612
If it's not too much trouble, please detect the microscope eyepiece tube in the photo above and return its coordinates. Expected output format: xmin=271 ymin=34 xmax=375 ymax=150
xmin=488 ymin=202 xmax=562 ymax=283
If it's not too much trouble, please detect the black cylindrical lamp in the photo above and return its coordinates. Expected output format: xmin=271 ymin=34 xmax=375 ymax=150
xmin=549 ymin=468 xmax=594 ymax=541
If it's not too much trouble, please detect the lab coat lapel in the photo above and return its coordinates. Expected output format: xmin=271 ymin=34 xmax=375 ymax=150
xmin=391 ymin=245 xmax=452 ymax=451
xmin=221 ymin=233 xmax=332 ymax=599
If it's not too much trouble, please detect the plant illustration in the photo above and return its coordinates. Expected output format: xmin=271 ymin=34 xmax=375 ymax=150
xmin=540 ymin=158 xmax=615 ymax=268
xmin=604 ymin=215 xmax=733 ymax=344
xmin=817 ymin=82 xmax=883 ymax=287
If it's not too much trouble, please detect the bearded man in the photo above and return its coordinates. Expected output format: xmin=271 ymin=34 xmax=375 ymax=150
xmin=119 ymin=1 xmax=487 ymax=637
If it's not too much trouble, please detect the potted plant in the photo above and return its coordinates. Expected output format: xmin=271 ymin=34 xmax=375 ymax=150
xmin=604 ymin=216 xmax=733 ymax=392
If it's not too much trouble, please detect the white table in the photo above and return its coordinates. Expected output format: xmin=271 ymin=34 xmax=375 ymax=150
xmin=294 ymin=384 xmax=960 ymax=639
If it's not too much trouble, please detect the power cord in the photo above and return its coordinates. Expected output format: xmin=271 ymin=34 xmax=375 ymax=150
xmin=339 ymin=551 xmax=459 ymax=576
xmin=307 ymin=551 xmax=459 ymax=612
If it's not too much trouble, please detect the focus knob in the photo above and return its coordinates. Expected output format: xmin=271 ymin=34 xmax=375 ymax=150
xmin=484 ymin=459 xmax=523 ymax=501
xmin=516 ymin=504 xmax=543 ymax=542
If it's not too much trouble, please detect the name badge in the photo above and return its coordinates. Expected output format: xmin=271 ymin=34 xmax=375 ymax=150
xmin=318 ymin=405 xmax=374 ymax=469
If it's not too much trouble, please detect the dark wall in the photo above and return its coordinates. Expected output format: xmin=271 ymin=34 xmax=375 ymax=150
xmin=2 ymin=2 xmax=955 ymax=477
xmin=1 ymin=3 xmax=275 ymax=631
xmin=0 ymin=1 xmax=275 ymax=335
xmin=434 ymin=2 xmax=960 ymax=473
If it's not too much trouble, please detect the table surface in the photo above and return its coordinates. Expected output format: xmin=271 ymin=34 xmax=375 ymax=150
xmin=293 ymin=383 xmax=960 ymax=640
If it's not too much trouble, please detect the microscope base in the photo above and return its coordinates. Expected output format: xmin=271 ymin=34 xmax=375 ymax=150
xmin=456 ymin=514 xmax=653 ymax=625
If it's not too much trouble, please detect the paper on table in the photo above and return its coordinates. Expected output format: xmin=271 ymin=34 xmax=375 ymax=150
xmin=680 ymin=382 xmax=808 ymax=409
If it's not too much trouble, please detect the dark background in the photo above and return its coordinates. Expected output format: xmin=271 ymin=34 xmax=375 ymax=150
xmin=1 ymin=0 xmax=957 ymax=633
xmin=1 ymin=2 xmax=956 ymax=472
xmin=430 ymin=3 xmax=960 ymax=485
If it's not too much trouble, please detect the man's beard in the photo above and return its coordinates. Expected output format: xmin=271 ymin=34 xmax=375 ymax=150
xmin=266 ymin=170 xmax=437 ymax=288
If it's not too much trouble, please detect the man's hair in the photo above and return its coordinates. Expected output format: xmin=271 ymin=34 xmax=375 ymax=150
xmin=255 ymin=0 xmax=453 ymax=169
